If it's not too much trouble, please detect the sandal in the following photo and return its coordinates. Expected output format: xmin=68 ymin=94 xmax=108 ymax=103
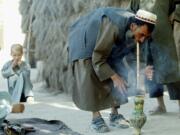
xmin=109 ymin=114 xmax=130 ymax=128
xmin=149 ymin=106 xmax=166 ymax=115
xmin=91 ymin=117 xmax=110 ymax=133
xmin=26 ymin=97 xmax=34 ymax=103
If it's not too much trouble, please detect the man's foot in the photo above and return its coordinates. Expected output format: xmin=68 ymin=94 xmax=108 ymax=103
xmin=149 ymin=106 xmax=166 ymax=115
xmin=91 ymin=117 xmax=110 ymax=133
xmin=26 ymin=97 xmax=34 ymax=103
xmin=109 ymin=113 xmax=130 ymax=128
xmin=11 ymin=103 xmax=25 ymax=113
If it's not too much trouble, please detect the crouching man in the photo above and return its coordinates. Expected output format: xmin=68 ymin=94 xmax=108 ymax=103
xmin=68 ymin=8 xmax=157 ymax=133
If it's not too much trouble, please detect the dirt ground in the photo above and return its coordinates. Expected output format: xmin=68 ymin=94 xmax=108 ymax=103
xmin=0 ymin=53 xmax=180 ymax=135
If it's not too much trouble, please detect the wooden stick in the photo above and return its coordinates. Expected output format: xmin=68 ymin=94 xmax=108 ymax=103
xmin=136 ymin=42 xmax=140 ymax=89
xmin=26 ymin=13 xmax=33 ymax=65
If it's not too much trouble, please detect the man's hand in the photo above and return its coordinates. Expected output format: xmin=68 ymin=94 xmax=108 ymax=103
xmin=111 ymin=74 xmax=127 ymax=95
xmin=145 ymin=65 xmax=154 ymax=80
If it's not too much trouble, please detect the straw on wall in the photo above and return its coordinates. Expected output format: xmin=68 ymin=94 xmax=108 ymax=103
xmin=19 ymin=0 xmax=131 ymax=93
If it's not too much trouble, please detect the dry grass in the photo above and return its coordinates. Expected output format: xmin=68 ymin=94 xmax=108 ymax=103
xmin=19 ymin=0 xmax=131 ymax=92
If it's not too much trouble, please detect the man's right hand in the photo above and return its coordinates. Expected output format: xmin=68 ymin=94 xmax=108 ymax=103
xmin=111 ymin=74 xmax=127 ymax=95
xmin=144 ymin=65 xmax=154 ymax=80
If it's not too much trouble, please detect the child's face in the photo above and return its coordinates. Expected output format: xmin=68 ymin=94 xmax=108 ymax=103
xmin=11 ymin=50 xmax=23 ymax=62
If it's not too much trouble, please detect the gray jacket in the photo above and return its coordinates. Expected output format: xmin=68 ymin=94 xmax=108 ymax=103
xmin=1 ymin=61 xmax=33 ymax=103
xmin=68 ymin=7 xmax=134 ymax=62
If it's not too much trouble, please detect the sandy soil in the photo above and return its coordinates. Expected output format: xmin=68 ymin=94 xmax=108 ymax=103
xmin=0 ymin=52 xmax=180 ymax=135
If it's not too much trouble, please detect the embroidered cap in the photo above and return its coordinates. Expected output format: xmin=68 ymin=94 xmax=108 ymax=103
xmin=135 ymin=9 xmax=157 ymax=25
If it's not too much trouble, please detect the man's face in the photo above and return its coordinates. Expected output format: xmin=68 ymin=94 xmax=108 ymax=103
xmin=130 ymin=23 xmax=151 ymax=44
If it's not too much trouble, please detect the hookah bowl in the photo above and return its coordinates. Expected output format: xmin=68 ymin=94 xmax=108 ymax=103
xmin=130 ymin=95 xmax=147 ymax=135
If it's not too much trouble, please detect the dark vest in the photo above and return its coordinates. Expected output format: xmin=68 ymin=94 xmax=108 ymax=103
xmin=68 ymin=7 xmax=134 ymax=62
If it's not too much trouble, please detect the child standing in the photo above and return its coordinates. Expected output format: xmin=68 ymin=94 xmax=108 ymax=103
xmin=1 ymin=44 xmax=34 ymax=103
